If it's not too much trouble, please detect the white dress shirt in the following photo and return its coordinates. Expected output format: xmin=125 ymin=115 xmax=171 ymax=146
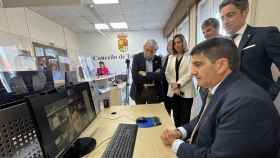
xmin=232 ymin=24 xmax=247 ymax=47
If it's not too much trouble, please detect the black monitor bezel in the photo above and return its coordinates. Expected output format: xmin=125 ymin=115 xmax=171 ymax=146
xmin=26 ymin=82 xmax=96 ymax=158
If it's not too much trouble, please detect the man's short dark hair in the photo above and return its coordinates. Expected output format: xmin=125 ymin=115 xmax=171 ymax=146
xmin=219 ymin=0 xmax=249 ymax=12
xmin=201 ymin=18 xmax=220 ymax=30
xmin=190 ymin=37 xmax=240 ymax=70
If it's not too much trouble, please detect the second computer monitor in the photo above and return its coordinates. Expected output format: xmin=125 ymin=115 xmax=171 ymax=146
xmin=26 ymin=82 xmax=96 ymax=158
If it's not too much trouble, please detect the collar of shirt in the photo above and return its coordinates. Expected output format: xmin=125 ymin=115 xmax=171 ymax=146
xmin=209 ymin=80 xmax=223 ymax=95
xmin=231 ymin=24 xmax=247 ymax=46
xmin=235 ymin=23 xmax=247 ymax=37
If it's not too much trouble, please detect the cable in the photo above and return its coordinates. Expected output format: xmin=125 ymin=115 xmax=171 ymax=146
xmin=93 ymin=136 xmax=113 ymax=154
xmin=83 ymin=136 xmax=112 ymax=158
xmin=96 ymin=136 xmax=112 ymax=149
xmin=99 ymin=113 xmax=123 ymax=120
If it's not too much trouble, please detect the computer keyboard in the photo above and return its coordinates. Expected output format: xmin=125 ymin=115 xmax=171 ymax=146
xmin=102 ymin=123 xmax=138 ymax=158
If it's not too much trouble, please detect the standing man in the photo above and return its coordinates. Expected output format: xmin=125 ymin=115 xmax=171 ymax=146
xmin=201 ymin=17 xmax=221 ymax=39
xmin=160 ymin=37 xmax=280 ymax=158
xmin=130 ymin=39 xmax=163 ymax=104
xmin=192 ymin=17 xmax=222 ymax=119
xmin=220 ymin=0 xmax=280 ymax=100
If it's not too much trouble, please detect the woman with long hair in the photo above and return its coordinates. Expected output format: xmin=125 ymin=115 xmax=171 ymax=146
xmin=165 ymin=34 xmax=195 ymax=127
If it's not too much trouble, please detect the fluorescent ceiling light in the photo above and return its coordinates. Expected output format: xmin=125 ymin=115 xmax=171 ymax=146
xmin=92 ymin=0 xmax=119 ymax=4
xmin=110 ymin=22 xmax=128 ymax=29
xmin=95 ymin=23 xmax=109 ymax=30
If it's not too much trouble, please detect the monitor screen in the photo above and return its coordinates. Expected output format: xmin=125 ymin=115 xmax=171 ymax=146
xmin=52 ymin=70 xmax=65 ymax=88
xmin=44 ymin=96 xmax=77 ymax=155
xmin=65 ymin=71 xmax=78 ymax=86
xmin=27 ymin=83 xmax=96 ymax=158
xmin=0 ymin=71 xmax=54 ymax=105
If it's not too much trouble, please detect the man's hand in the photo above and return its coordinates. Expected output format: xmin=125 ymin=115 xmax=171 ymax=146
xmin=171 ymin=83 xmax=178 ymax=89
xmin=160 ymin=129 xmax=182 ymax=145
xmin=173 ymin=88 xmax=181 ymax=96
xmin=138 ymin=71 xmax=147 ymax=76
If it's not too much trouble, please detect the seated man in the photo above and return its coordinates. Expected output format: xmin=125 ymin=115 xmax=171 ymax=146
xmin=160 ymin=37 xmax=280 ymax=158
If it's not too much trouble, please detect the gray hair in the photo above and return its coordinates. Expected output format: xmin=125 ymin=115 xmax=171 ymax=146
xmin=201 ymin=18 xmax=220 ymax=30
xmin=144 ymin=39 xmax=159 ymax=51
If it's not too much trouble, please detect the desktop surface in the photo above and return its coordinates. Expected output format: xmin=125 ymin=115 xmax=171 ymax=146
xmin=79 ymin=104 xmax=176 ymax=158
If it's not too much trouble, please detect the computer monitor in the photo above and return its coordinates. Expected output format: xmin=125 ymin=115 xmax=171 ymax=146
xmin=0 ymin=100 xmax=44 ymax=158
xmin=65 ymin=71 xmax=78 ymax=87
xmin=26 ymin=83 xmax=96 ymax=158
xmin=0 ymin=71 xmax=54 ymax=105
xmin=52 ymin=70 xmax=65 ymax=88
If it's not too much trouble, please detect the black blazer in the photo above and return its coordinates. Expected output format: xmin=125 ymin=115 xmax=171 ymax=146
xmin=238 ymin=25 xmax=280 ymax=99
xmin=177 ymin=71 xmax=280 ymax=158
xmin=130 ymin=52 xmax=163 ymax=100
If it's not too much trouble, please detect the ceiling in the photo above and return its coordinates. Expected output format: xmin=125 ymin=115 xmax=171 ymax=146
xmin=30 ymin=0 xmax=179 ymax=33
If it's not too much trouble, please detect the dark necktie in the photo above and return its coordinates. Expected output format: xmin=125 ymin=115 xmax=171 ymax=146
xmin=199 ymin=88 xmax=209 ymax=111
xmin=231 ymin=33 xmax=239 ymax=40
xmin=189 ymin=91 xmax=213 ymax=144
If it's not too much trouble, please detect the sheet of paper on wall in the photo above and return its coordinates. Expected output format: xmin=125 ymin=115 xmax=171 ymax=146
xmin=14 ymin=56 xmax=37 ymax=71
xmin=0 ymin=48 xmax=37 ymax=72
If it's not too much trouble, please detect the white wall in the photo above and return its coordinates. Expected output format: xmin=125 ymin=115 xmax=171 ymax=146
xmin=79 ymin=30 xmax=167 ymax=74
xmin=254 ymin=0 xmax=280 ymax=28
xmin=0 ymin=7 xmax=80 ymax=70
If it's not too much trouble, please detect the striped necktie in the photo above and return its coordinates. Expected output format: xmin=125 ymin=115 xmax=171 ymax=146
xmin=189 ymin=92 xmax=213 ymax=144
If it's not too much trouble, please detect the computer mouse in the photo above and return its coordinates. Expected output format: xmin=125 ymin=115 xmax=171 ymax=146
xmin=152 ymin=116 xmax=162 ymax=126
xmin=136 ymin=117 xmax=147 ymax=123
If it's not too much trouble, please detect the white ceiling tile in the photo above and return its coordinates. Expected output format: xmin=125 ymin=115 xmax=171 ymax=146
xmin=30 ymin=0 xmax=179 ymax=32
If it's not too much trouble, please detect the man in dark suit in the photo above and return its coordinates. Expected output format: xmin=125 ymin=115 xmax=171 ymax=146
xmin=130 ymin=39 xmax=163 ymax=104
xmin=220 ymin=0 xmax=280 ymax=100
xmin=160 ymin=37 xmax=280 ymax=158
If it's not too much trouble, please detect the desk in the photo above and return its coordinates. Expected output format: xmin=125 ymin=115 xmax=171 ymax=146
xmin=80 ymin=104 xmax=176 ymax=158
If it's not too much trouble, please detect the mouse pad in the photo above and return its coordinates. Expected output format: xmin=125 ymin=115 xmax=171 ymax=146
xmin=136 ymin=117 xmax=161 ymax=128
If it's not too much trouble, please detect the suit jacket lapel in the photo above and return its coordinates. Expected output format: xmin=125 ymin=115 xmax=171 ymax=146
xmin=193 ymin=71 xmax=242 ymax=142
xmin=179 ymin=55 xmax=185 ymax=69
xmin=238 ymin=25 xmax=255 ymax=52
xmin=152 ymin=56 xmax=159 ymax=72
xmin=142 ymin=53 xmax=146 ymax=71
